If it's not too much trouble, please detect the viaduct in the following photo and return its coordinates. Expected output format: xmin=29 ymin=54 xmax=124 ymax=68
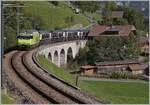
xmin=38 ymin=40 xmax=87 ymax=67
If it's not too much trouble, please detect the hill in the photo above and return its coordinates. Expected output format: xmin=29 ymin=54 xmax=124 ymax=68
xmin=23 ymin=1 xmax=90 ymax=30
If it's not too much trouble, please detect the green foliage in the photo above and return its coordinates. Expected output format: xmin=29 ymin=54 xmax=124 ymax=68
xmin=84 ymin=12 xmax=103 ymax=22
xmin=37 ymin=55 xmax=76 ymax=85
xmin=3 ymin=1 xmax=90 ymax=51
xmin=110 ymin=5 xmax=146 ymax=31
xmin=50 ymin=1 xmax=58 ymax=6
xmin=113 ymin=18 xmax=128 ymax=25
xmin=74 ymin=35 xmax=140 ymax=65
xmin=65 ymin=16 xmax=75 ymax=27
xmin=71 ymin=1 xmax=101 ymax=13
xmin=1 ymin=91 xmax=16 ymax=104
xmin=23 ymin=1 xmax=89 ymax=30
xmin=36 ymin=54 xmax=149 ymax=104
xmin=103 ymin=3 xmax=146 ymax=31
xmin=4 ymin=26 xmax=17 ymax=50
xmin=75 ymin=46 xmax=90 ymax=65
xmin=122 ymin=6 xmax=145 ymax=30
xmin=108 ymin=71 xmax=137 ymax=79
xmin=105 ymin=1 xmax=116 ymax=11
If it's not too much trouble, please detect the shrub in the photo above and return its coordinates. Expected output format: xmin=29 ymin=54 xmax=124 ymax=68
xmin=108 ymin=71 xmax=134 ymax=79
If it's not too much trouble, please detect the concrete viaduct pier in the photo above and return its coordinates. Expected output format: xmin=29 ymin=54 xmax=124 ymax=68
xmin=38 ymin=40 xmax=87 ymax=67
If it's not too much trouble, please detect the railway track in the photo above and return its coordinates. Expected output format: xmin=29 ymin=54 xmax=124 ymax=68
xmin=3 ymin=51 xmax=50 ymax=104
xmin=3 ymin=49 xmax=108 ymax=104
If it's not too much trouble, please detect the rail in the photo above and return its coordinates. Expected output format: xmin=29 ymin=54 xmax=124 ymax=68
xmin=32 ymin=50 xmax=79 ymax=90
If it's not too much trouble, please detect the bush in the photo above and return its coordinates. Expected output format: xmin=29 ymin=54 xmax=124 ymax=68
xmin=108 ymin=71 xmax=135 ymax=79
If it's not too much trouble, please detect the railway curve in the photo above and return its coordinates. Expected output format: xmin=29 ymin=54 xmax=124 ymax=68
xmin=3 ymin=46 xmax=109 ymax=104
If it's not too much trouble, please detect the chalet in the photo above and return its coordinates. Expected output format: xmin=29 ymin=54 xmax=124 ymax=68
xmin=88 ymin=24 xmax=136 ymax=37
xmin=127 ymin=64 xmax=145 ymax=75
xmin=80 ymin=65 xmax=97 ymax=76
xmin=103 ymin=11 xmax=124 ymax=19
xmin=95 ymin=60 xmax=145 ymax=75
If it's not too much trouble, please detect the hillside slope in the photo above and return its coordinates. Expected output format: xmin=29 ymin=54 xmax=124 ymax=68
xmin=23 ymin=1 xmax=90 ymax=30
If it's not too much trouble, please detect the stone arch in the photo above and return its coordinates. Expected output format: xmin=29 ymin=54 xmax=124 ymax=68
xmin=48 ymin=52 xmax=52 ymax=61
xmin=60 ymin=49 xmax=65 ymax=67
xmin=54 ymin=50 xmax=58 ymax=65
xmin=67 ymin=47 xmax=73 ymax=63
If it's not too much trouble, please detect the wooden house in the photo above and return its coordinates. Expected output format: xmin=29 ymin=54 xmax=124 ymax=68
xmin=80 ymin=65 xmax=97 ymax=76
xmin=127 ymin=64 xmax=145 ymax=75
xmin=88 ymin=24 xmax=136 ymax=37
xmin=96 ymin=60 xmax=145 ymax=75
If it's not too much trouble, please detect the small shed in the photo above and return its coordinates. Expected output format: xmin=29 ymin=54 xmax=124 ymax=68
xmin=80 ymin=65 xmax=97 ymax=75
xmin=127 ymin=64 xmax=145 ymax=75
xmin=95 ymin=60 xmax=140 ymax=74
xmin=103 ymin=10 xmax=124 ymax=19
xmin=138 ymin=36 xmax=149 ymax=55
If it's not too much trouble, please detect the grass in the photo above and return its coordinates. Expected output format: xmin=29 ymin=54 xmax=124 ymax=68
xmin=37 ymin=55 xmax=149 ymax=104
xmin=37 ymin=55 xmax=76 ymax=85
xmin=79 ymin=81 xmax=149 ymax=104
xmin=84 ymin=11 xmax=103 ymax=22
xmin=1 ymin=90 xmax=16 ymax=104
xmin=24 ymin=1 xmax=89 ymax=30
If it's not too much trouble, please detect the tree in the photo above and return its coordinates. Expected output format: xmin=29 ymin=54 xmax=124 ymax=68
xmin=50 ymin=1 xmax=58 ymax=6
xmin=115 ymin=6 xmax=145 ymax=31
xmin=74 ymin=34 xmax=140 ymax=66
xmin=71 ymin=1 xmax=100 ymax=13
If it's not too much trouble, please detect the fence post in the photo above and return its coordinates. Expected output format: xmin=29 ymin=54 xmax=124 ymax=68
xmin=76 ymin=75 xmax=79 ymax=86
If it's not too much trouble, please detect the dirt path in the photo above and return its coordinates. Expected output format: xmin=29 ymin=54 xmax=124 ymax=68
xmin=79 ymin=76 xmax=148 ymax=83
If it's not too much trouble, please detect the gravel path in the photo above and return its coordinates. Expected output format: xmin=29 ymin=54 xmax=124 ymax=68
xmin=79 ymin=76 xmax=148 ymax=83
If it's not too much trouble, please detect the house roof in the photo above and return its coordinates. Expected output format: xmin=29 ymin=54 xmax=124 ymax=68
xmin=95 ymin=60 xmax=139 ymax=66
xmin=111 ymin=11 xmax=124 ymax=18
xmin=138 ymin=36 xmax=149 ymax=45
xmin=80 ymin=65 xmax=97 ymax=70
xmin=128 ymin=64 xmax=145 ymax=71
xmin=103 ymin=11 xmax=124 ymax=19
xmin=88 ymin=24 xmax=136 ymax=37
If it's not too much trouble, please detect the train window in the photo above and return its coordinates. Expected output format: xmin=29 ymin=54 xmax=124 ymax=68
xmin=17 ymin=35 xmax=33 ymax=39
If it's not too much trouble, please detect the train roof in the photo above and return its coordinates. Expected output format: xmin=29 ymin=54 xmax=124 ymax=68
xmin=38 ymin=30 xmax=49 ymax=34
xmin=20 ymin=29 xmax=38 ymax=34
xmin=53 ymin=29 xmax=89 ymax=33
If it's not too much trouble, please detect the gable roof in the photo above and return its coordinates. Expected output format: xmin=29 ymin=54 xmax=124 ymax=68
xmin=138 ymin=36 xmax=149 ymax=45
xmin=88 ymin=24 xmax=136 ymax=37
xmin=95 ymin=60 xmax=139 ymax=66
xmin=80 ymin=65 xmax=97 ymax=70
xmin=111 ymin=11 xmax=124 ymax=18
xmin=103 ymin=11 xmax=124 ymax=19
xmin=128 ymin=64 xmax=145 ymax=71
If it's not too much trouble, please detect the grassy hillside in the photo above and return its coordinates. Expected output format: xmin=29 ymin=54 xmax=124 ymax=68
xmin=37 ymin=55 xmax=76 ymax=85
xmin=4 ymin=1 xmax=90 ymax=52
xmin=23 ymin=1 xmax=89 ymax=30
xmin=84 ymin=11 xmax=103 ymax=22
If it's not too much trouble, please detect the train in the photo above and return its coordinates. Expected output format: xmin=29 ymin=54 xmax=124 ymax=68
xmin=17 ymin=30 xmax=41 ymax=49
xmin=17 ymin=29 xmax=89 ymax=49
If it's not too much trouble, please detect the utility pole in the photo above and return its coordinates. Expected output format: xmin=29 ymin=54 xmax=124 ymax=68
xmin=17 ymin=3 xmax=20 ymax=37
xmin=2 ymin=2 xmax=28 ymax=53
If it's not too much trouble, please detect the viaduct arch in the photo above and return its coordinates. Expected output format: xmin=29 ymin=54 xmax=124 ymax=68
xmin=38 ymin=40 xmax=87 ymax=67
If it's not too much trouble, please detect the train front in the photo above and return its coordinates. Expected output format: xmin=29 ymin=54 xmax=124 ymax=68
xmin=17 ymin=30 xmax=40 ymax=50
